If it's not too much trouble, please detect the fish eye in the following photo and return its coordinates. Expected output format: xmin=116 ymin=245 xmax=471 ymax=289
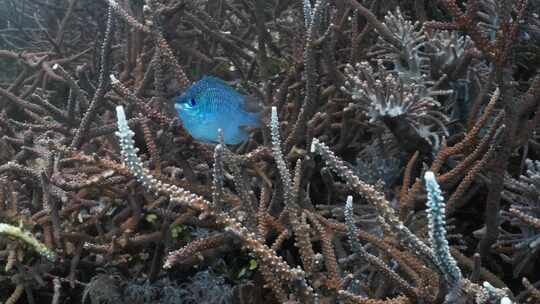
xmin=189 ymin=98 xmax=197 ymax=106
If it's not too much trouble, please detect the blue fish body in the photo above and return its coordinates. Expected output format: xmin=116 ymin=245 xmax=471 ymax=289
xmin=174 ymin=76 xmax=261 ymax=144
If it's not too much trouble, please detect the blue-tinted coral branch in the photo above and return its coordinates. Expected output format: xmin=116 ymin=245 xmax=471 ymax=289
xmin=424 ymin=171 xmax=462 ymax=284
xmin=311 ymin=138 xmax=435 ymax=263
xmin=343 ymin=196 xmax=418 ymax=299
xmin=270 ymin=106 xmax=294 ymax=207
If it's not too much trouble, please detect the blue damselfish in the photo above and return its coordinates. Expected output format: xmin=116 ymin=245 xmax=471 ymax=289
xmin=174 ymin=76 xmax=261 ymax=144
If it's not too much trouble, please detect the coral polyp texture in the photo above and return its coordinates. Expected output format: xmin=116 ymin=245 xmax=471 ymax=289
xmin=1 ymin=0 xmax=540 ymax=303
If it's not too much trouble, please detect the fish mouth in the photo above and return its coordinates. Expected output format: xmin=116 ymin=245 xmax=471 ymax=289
xmin=174 ymin=102 xmax=184 ymax=113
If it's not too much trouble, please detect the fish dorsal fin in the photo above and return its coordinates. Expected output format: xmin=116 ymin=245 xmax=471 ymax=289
xmin=199 ymin=76 xmax=235 ymax=92
xmin=192 ymin=76 xmax=263 ymax=115
xmin=199 ymin=76 xmax=246 ymax=102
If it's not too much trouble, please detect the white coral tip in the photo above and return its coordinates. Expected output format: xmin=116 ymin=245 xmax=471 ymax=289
xmin=110 ymin=74 xmax=119 ymax=83
xmin=310 ymin=139 xmax=318 ymax=153
xmin=424 ymin=171 xmax=435 ymax=182
xmin=500 ymin=297 xmax=512 ymax=304
xmin=115 ymin=106 xmax=127 ymax=125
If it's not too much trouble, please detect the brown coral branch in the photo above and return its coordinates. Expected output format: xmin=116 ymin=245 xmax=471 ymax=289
xmin=163 ymin=233 xmax=230 ymax=269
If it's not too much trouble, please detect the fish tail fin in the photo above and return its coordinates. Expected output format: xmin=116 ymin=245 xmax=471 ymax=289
xmin=242 ymin=112 xmax=261 ymax=128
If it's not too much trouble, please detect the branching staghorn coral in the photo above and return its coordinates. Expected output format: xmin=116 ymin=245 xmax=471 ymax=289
xmin=424 ymin=170 xmax=513 ymax=304
xmin=499 ymin=159 xmax=540 ymax=277
xmin=424 ymin=171 xmax=461 ymax=284
xmin=399 ymin=87 xmax=503 ymax=217
xmin=425 ymin=0 xmax=538 ymax=261
xmin=0 ymin=223 xmax=56 ymax=262
xmin=520 ymin=277 xmax=540 ymax=303
xmin=313 ymin=138 xmax=515 ymax=303
xmin=271 ymin=106 xmax=320 ymax=280
xmin=311 ymin=138 xmax=438 ymax=275
xmin=115 ymin=104 xmax=317 ymax=302
xmin=285 ymin=0 xmax=328 ymax=150
xmin=69 ymin=4 xmax=115 ymax=149
xmin=344 ymin=196 xmax=419 ymax=301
